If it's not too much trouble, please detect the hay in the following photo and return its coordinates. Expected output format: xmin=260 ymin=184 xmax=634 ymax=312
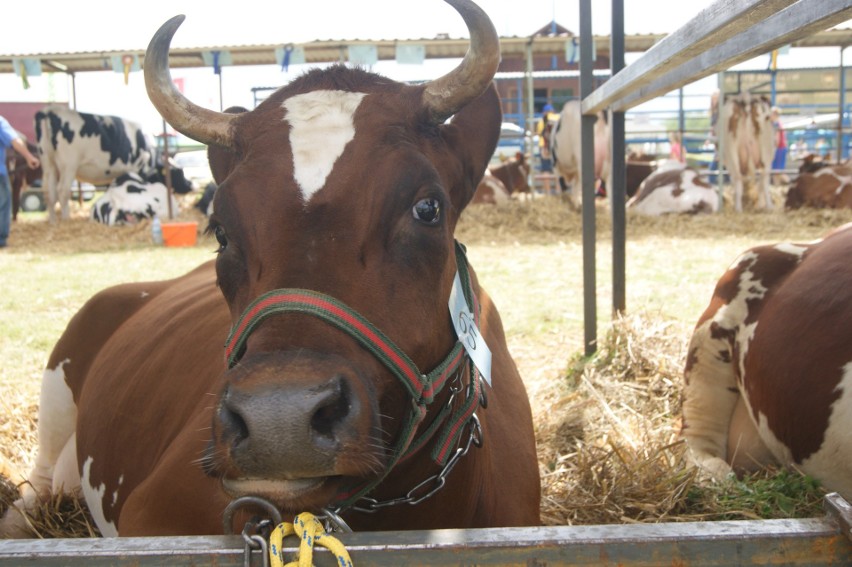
xmin=535 ymin=312 xmax=827 ymax=526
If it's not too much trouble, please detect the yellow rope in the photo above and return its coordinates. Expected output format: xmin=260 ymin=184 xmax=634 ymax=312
xmin=269 ymin=512 xmax=353 ymax=567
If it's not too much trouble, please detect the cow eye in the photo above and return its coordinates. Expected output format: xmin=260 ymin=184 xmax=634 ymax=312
xmin=412 ymin=198 xmax=441 ymax=225
xmin=214 ymin=225 xmax=228 ymax=251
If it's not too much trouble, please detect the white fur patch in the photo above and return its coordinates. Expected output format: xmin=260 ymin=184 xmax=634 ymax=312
xmin=81 ymin=456 xmax=118 ymax=537
xmin=27 ymin=359 xmax=77 ymax=494
xmin=283 ymin=90 xmax=366 ymax=201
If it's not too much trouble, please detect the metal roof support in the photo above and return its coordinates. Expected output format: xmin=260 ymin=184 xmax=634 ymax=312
xmin=610 ymin=0 xmax=626 ymax=317
xmin=596 ymin=0 xmax=852 ymax=113
xmin=582 ymin=0 xmax=798 ymax=114
xmin=579 ymin=0 xmax=597 ymax=356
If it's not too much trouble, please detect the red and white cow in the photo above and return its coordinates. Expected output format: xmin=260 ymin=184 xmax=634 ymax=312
xmin=627 ymin=160 xmax=719 ymax=216
xmin=714 ymin=93 xmax=777 ymax=212
xmin=472 ymin=169 xmax=510 ymax=204
xmin=6 ymin=140 xmax=42 ymax=221
xmin=91 ymin=172 xmax=180 ymax=226
xmin=785 ymin=163 xmax=852 ymax=210
xmin=489 ymin=152 xmax=531 ymax=196
xmin=550 ymin=100 xmax=611 ymax=208
xmin=682 ymin=224 xmax=852 ymax=500
xmin=1 ymin=0 xmax=540 ymax=537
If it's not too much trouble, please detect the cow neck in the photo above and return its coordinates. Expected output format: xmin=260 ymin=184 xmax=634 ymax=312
xmin=223 ymin=240 xmax=485 ymax=513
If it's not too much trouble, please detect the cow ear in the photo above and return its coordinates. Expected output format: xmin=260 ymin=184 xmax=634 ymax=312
xmin=444 ymin=83 xmax=501 ymax=211
xmin=207 ymin=106 xmax=248 ymax=184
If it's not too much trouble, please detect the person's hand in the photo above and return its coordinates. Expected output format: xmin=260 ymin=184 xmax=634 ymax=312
xmin=26 ymin=155 xmax=40 ymax=169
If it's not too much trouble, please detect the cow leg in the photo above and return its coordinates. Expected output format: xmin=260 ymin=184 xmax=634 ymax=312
xmin=0 ymin=359 xmax=79 ymax=538
xmin=682 ymin=321 xmax=740 ymax=479
xmin=56 ymin=167 xmax=75 ymax=222
xmin=757 ymin=169 xmax=773 ymax=210
xmin=41 ymin=165 xmax=58 ymax=224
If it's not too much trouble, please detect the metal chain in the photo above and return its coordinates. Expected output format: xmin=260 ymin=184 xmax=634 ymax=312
xmin=348 ymin=413 xmax=482 ymax=513
xmin=240 ymin=519 xmax=272 ymax=567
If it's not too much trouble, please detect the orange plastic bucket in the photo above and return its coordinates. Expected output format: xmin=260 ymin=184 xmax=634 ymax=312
xmin=162 ymin=221 xmax=198 ymax=247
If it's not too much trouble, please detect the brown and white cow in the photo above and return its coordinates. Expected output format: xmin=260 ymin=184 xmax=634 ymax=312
xmin=490 ymin=151 xmax=531 ymax=196
xmin=627 ymin=160 xmax=718 ymax=216
xmin=6 ymin=140 xmax=42 ymax=220
xmin=714 ymin=93 xmax=777 ymax=212
xmin=785 ymin=163 xmax=852 ymax=210
xmin=682 ymin=224 xmax=852 ymax=500
xmin=550 ymin=100 xmax=611 ymax=209
xmin=0 ymin=0 xmax=540 ymax=537
xmin=472 ymin=169 xmax=511 ymax=204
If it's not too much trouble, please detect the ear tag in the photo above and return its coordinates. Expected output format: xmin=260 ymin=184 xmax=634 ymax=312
xmin=448 ymin=271 xmax=493 ymax=387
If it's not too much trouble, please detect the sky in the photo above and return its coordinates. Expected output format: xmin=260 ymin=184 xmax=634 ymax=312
xmin=1 ymin=0 xmax=849 ymax=138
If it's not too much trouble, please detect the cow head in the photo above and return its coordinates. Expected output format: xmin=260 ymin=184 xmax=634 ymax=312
xmin=145 ymin=0 xmax=500 ymax=516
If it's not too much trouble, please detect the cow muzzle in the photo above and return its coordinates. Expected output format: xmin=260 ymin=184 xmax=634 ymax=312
xmin=209 ymin=351 xmax=380 ymax=509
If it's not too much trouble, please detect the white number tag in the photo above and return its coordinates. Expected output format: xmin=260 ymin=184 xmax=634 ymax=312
xmin=448 ymin=271 xmax=492 ymax=387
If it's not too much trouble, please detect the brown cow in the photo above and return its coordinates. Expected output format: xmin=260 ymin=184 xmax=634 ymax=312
xmin=0 ymin=0 xmax=540 ymax=537
xmin=785 ymin=164 xmax=852 ymax=210
xmin=472 ymin=169 xmax=511 ymax=204
xmin=6 ymin=140 xmax=41 ymax=220
xmin=682 ymin=224 xmax=852 ymax=500
xmin=490 ymin=151 xmax=531 ymax=195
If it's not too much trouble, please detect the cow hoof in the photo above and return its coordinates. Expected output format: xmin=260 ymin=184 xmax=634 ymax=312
xmin=690 ymin=454 xmax=735 ymax=481
xmin=0 ymin=500 xmax=38 ymax=539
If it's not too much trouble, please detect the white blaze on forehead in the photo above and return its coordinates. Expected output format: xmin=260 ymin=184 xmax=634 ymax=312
xmin=81 ymin=456 xmax=118 ymax=537
xmin=283 ymin=90 xmax=367 ymax=201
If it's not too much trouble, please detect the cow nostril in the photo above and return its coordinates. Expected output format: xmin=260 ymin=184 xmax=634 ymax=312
xmin=220 ymin=401 xmax=250 ymax=445
xmin=310 ymin=378 xmax=351 ymax=441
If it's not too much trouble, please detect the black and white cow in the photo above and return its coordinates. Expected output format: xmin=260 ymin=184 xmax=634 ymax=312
xmin=91 ymin=172 xmax=180 ymax=226
xmin=35 ymin=105 xmax=192 ymax=223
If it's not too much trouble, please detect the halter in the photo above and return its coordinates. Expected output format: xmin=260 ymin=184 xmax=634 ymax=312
xmin=223 ymin=241 xmax=484 ymax=509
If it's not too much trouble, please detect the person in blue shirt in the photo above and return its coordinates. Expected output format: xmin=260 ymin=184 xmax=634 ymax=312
xmin=0 ymin=116 xmax=40 ymax=247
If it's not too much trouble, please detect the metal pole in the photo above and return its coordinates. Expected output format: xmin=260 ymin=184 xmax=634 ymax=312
xmin=580 ymin=0 xmax=597 ymax=356
xmin=525 ymin=38 xmax=535 ymax=143
xmin=716 ymin=71 xmax=725 ymax=207
xmin=678 ymin=87 xmax=685 ymax=162
xmin=162 ymin=118 xmax=174 ymax=220
xmin=838 ymin=46 xmax=845 ymax=163
xmin=611 ymin=0 xmax=626 ymax=317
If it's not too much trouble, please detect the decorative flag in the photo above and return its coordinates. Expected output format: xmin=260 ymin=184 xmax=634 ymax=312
xmin=111 ymin=54 xmax=140 ymax=84
xmin=565 ymin=37 xmax=596 ymax=64
xmin=12 ymin=58 xmax=42 ymax=90
xmin=348 ymin=45 xmax=378 ymax=67
xmin=201 ymin=50 xmax=233 ymax=75
xmin=275 ymin=44 xmax=305 ymax=72
xmin=768 ymin=44 xmax=790 ymax=70
xmin=395 ymin=44 xmax=425 ymax=65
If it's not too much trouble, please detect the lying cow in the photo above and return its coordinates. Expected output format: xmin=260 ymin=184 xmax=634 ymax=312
xmin=472 ymin=169 xmax=510 ymax=204
xmin=682 ymin=223 xmax=852 ymax=500
xmin=490 ymin=152 xmax=531 ymax=195
xmin=785 ymin=163 xmax=852 ymax=210
xmin=35 ymin=106 xmax=192 ymax=223
xmin=550 ymin=100 xmax=611 ymax=208
xmin=91 ymin=172 xmax=180 ymax=225
xmin=0 ymin=0 xmax=540 ymax=537
xmin=627 ymin=160 xmax=718 ymax=216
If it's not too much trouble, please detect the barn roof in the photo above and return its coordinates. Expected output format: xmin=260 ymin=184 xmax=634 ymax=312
xmin=2 ymin=28 xmax=850 ymax=76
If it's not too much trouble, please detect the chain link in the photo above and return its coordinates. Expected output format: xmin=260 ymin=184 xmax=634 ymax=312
xmin=349 ymin=413 xmax=482 ymax=513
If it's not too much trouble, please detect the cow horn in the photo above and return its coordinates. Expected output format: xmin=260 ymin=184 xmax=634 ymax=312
xmin=422 ymin=0 xmax=501 ymax=124
xmin=144 ymin=15 xmax=237 ymax=148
